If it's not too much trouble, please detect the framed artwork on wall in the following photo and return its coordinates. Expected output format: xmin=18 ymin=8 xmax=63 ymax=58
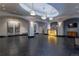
xmin=7 ymin=22 xmax=14 ymax=34
xmin=7 ymin=21 xmax=20 ymax=35
xmin=15 ymin=23 xmax=20 ymax=34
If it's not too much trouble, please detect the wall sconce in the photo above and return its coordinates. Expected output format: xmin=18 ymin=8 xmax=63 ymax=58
xmin=30 ymin=3 xmax=36 ymax=16
xmin=58 ymin=22 xmax=62 ymax=26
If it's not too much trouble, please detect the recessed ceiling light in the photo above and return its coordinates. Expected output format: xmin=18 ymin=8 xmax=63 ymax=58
xmin=77 ymin=10 xmax=79 ymax=12
xmin=2 ymin=8 xmax=6 ymax=10
xmin=2 ymin=4 xmax=5 ymax=7
xmin=13 ymin=11 xmax=16 ymax=12
xmin=75 ymin=6 xmax=79 ymax=9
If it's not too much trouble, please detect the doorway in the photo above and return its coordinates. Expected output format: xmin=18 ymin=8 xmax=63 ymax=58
xmin=63 ymin=18 xmax=79 ymax=48
xmin=48 ymin=22 xmax=57 ymax=44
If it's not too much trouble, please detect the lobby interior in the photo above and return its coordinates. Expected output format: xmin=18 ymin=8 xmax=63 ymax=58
xmin=0 ymin=3 xmax=79 ymax=56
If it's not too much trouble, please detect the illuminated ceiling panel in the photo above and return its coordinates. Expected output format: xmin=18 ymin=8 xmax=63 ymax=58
xmin=19 ymin=3 xmax=59 ymax=18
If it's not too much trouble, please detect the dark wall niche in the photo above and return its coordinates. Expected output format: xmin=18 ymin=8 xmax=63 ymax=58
xmin=63 ymin=18 xmax=79 ymax=48
xmin=68 ymin=23 xmax=77 ymax=28
xmin=63 ymin=18 xmax=79 ymax=36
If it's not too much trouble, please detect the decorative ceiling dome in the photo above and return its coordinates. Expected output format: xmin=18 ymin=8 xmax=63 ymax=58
xmin=19 ymin=3 xmax=59 ymax=18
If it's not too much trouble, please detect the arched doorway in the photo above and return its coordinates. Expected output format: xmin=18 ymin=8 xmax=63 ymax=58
xmin=48 ymin=22 xmax=58 ymax=44
xmin=63 ymin=18 xmax=79 ymax=48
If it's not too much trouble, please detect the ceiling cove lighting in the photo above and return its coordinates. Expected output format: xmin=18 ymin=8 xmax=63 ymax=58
xmin=30 ymin=3 xmax=36 ymax=16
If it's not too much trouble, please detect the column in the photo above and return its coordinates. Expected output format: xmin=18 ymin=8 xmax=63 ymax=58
xmin=28 ymin=21 xmax=35 ymax=37
xmin=35 ymin=23 xmax=39 ymax=34
xmin=57 ymin=21 xmax=64 ymax=36
xmin=44 ymin=23 xmax=48 ymax=34
xmin=57 ymin=21 xmax=64 ymax=49
xmin=43 ymin=22 xmax=50 ymax=34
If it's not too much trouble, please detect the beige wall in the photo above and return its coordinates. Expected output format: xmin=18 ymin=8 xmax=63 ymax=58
xmin=0 ymin=18 xmax=7 ymax=36
xmin=0 ymin=17 xmax=29 ymax=36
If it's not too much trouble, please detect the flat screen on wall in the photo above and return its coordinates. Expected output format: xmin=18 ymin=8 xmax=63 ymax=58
xmin=68 ymin=23 xmax=77 ymax=28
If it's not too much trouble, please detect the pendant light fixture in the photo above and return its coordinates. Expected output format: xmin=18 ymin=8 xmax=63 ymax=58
xmin=30 ymin=3 xmax=36 ymax=16
xmin=49 ymin=9 xmax=53 ymax=21
xmin=41 ymin=15 xmax=47 ymax=20
xmin=49 ymin=17 xmax=53 ymax=20
xmin=41 ymin=6 xmax=47 ymax=20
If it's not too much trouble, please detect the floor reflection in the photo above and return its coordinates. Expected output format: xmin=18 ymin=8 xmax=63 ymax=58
xmin=0 ymin=34 xmax=79 ymax=56
xmin=48 ymin=29 xmax=57 ymax=45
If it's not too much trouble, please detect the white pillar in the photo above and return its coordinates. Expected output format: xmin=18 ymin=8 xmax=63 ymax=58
xmin=57 ymin=21 xmax=64 ymax=49
xmin=35 ymin=23 xmax=39 ymax=34
xmin=57 ymin=21 xmax=63 ymax=35
xmin=44 ymin=23 xmax=48 ymax=34
xmin=28 ymin=21 xmax=34 ymax=36
xmin=44 ymin=23 xmax=50 ymax=34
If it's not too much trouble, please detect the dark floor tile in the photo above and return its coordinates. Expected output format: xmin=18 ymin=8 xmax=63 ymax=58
xmin=0 ymin=35 xmax=78 ymax=56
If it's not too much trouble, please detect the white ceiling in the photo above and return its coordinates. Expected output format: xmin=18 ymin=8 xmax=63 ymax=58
xmin=0 ymin=3 xmax=29 ymax=16
xmin=19 ymin=3 xmax=59 ymax=18
xmin=0 ymin=3 xmax=79 ymax=22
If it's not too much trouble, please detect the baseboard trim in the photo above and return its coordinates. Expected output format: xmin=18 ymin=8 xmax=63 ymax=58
xmin=44 ymin=34 xmax=48 ymax=35
xmin=0 ymin=36 xmax=7 ymax=38
xmin=28 ymin=36 xmax=35 ymax=38
xmin=0 ymin=33 xmax=28 ymax=37
xmin=0 ymin=34 xmax=78 ymax=38
xmin=35 ymin=33 xmax=39 ymax=34
xmin=74 ymin=44 xmax=79 ymax=49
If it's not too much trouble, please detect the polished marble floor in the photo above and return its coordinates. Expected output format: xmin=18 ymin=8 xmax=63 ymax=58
xmin=0 ymin=34 xmax=79 ymax=56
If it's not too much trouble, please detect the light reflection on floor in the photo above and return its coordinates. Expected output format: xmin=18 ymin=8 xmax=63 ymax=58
xmin=0 ymin=34 xmax=79 ymax=55
xmin=48 ymin=29 xmax=57 ymax=45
